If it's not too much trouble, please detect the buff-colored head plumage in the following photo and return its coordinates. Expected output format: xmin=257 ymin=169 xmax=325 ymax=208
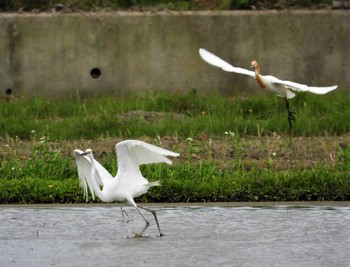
xmin=250 ymin=60 xmax=259 ymax=73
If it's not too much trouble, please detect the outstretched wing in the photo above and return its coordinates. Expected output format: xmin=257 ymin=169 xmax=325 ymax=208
xmin=273 ymin=79 xmax=338 ymax=95
xmin=114 ymin=140 xmax=179 ymax=201
xmin=199 ymin=48 xmax=255 ymax=77
xmin=74 ymin=149 xmax=113 ymax=201
xmin=116 ymin=140 xmax=179 ymax=170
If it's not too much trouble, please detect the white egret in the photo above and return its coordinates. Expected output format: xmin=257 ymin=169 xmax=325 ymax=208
xmin=199 ymin=48 xmax=338 ymax=129
xmin=74 ymin=140 xmax=180 ymax=237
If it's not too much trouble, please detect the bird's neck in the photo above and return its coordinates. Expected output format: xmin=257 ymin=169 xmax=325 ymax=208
xmin=254 ymin=66 xmax=266 ymax=89
xmin=89 ymin=158 xmax=108 ymax=201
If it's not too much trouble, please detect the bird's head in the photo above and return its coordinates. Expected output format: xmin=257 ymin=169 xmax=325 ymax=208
xmin=81 ymin=149 xmax=92 ymax=156
xmin=250 ymin=60 xmax=258 ymax=70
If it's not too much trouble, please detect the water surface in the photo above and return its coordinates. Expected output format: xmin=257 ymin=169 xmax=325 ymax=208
xmin=1 ymin=203 xmax=349 ymax=267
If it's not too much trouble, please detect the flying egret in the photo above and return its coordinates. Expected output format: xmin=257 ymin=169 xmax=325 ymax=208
xmin=199 ymin=48 xmax=338 ymax=129
xmin=74 ymin=140 xmax=180 ymax=237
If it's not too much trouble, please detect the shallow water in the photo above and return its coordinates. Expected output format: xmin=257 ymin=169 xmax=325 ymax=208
xmin=1 ymin=203 xmax=349 ymax=267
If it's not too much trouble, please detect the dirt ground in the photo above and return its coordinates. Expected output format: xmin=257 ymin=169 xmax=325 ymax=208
xmin=2 ymin=134 xmax=349 ymax=171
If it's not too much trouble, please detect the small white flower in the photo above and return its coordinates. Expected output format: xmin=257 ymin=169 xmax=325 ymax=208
xmin=154 ymin=135 xmax=162 ymax=144
xmin=225 ymin=131 xmax=235 ymax=137
xmin=272 ymin=152 xmax=277 ymax=157
xmin=31 ymin=130 xmax=36 ymax=134
xmin=12 ymin=167 xmax=15 ymax=170
xmin=186 ymin=137 xmax=193 ymax=142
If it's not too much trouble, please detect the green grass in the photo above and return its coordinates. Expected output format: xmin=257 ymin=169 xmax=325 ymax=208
xmin=1 ymin=91 xmax=350 ymax=141
xmin=1 ymin=91 xmax=350 ymax=203
xmin=1 ymin=156 xmax=349 ymax=203
xmin=153 ymin=167 xmax=350 ymax=202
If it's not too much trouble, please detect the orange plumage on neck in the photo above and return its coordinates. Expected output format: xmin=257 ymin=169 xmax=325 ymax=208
xmin=250 ymin=60 xmax=266 ymax=89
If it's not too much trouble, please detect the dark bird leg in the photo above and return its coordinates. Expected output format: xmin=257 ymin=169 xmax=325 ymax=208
xmin=285 ymin=98 xmax=296 ymax=130
xmin=135 ymin=205 xmax=163 ymax=237
xmin=285 ymin=98 xmax=296 ymax=144
xmin=121 ymin=207 xmax=133 ymax=223
xmin=134 ymin=206 xmax=150 ymax=237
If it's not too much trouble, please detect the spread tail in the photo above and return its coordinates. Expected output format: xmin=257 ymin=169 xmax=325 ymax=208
xmin=148 ymin=180 xmax=161 ymax=187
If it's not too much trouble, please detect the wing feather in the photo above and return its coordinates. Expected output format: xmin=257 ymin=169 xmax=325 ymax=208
xmin=115 ymin=140 xmax=180 ymax=196
xmin=116 ymin=140 xmax=179 ymax=168
xmin=305 ymin=85 xmax=338 ymax=94
xmin=199 ymin=48 xmax=255 ymax=77
xmin=274 ymin=79 xmax=338 ymax=94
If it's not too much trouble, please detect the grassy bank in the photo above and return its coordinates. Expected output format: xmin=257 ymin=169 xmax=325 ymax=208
xmin=1 ymin=91 xmax=349 ymax=203
xmin=1 ymin=91 xmax=350 ymax=140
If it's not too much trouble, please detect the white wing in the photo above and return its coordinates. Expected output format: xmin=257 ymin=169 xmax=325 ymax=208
xmin=199 ymin=48 xmax=255 ymax=78
xmin=300 ymin=85 xmax=338 ymax=94
xmin=114 ymin=140 xmax=180 ymax=202
xmin=116 ymin=140 xmax=179 ymax=169
xmin=273 ymin=79 xmax=338 ymax=94
xmin=74 ymin=149 xmax=113 ymax=201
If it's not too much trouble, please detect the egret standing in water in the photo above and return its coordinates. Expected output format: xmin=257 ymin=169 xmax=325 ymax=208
xmin=199 ymin=48 xmax=338 ymax=130
xmin=74 ymin=140 xmax=179 ymax=237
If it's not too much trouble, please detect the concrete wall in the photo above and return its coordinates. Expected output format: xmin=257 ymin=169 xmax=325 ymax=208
xmin=0 ymin=11 xmax=349 ymax=98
